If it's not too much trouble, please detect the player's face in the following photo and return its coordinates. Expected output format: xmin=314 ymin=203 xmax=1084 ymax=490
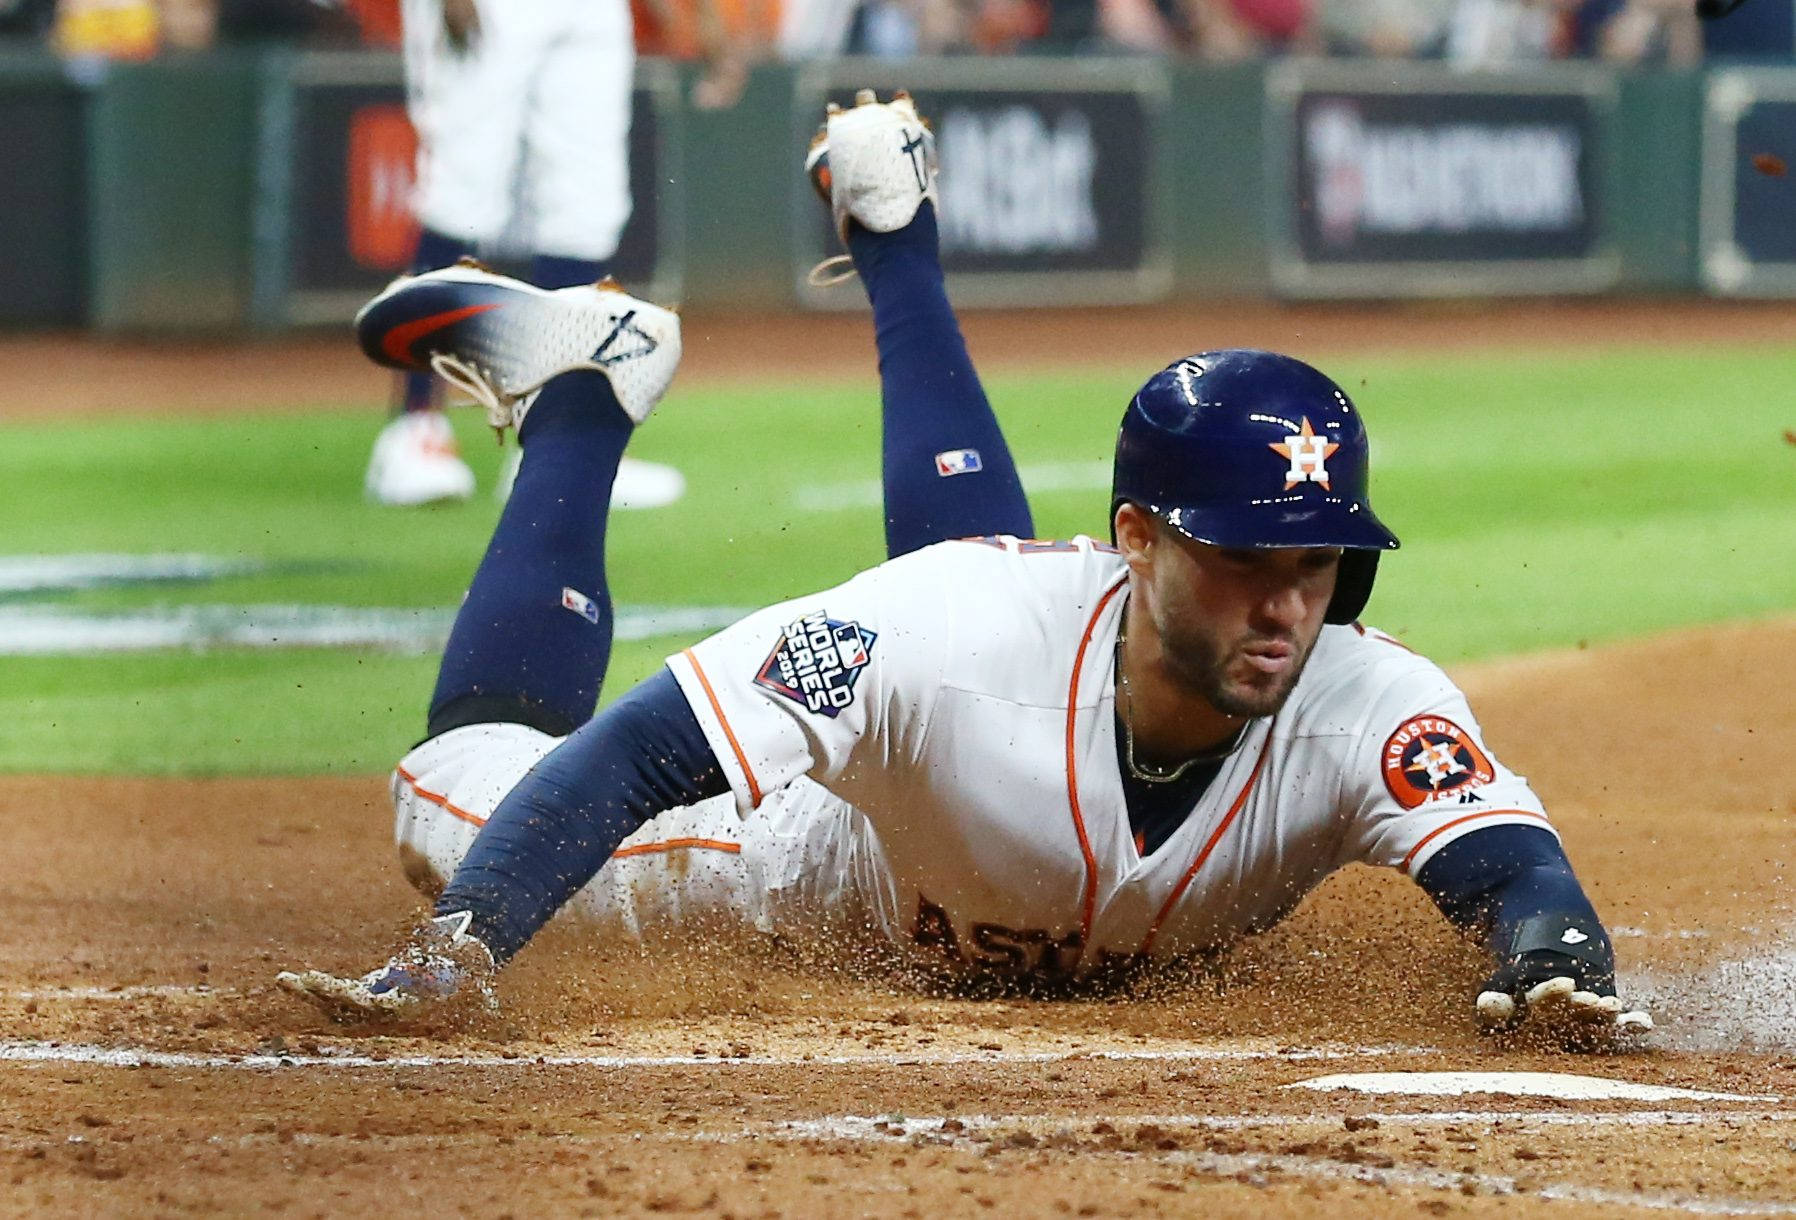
xmin=1140 ymin=522 xmax=1339 ymax=717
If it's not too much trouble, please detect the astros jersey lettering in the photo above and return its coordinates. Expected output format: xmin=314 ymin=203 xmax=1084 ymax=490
xmin=667 ymin=535 xmax=1552 ymax=979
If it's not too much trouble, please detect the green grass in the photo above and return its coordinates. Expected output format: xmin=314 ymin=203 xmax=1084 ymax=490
xmin=5 ymin=344 xmax=1794 ymax=774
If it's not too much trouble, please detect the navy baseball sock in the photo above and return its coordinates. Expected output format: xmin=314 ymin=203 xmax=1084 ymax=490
xmin=427 ymin=370 xmax=631 ymax=737
xmin=532 ymin=253 xmax=607 ymax=290
xmin=849 ymin=203 xmax=1033 ymax=559
xmin=401 ymin=227 xmax=472 ymax=413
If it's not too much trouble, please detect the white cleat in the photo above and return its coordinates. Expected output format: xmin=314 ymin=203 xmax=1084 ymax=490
xmin=356 ymin=261 xmax=683 ymax=438
xmin=611 ymin=456 xmax=688 ymax=510
xmin=805 ymin=88 xmax=939 ymax=245
xmin=277 ymin=912 xmax=497 ymax=1022
xmin=364 ymin=410 xmax=477 ymax=506
xmin=276 ymin=967 xmax=425 ymax=1020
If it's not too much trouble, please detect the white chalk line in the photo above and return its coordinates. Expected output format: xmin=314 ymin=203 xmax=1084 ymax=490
xmin=735 ymin=1113 xmax=1796 ymax=1216
xmin=0 ymin=553 xmax=265 ymax=595
xmin=19 ymin=1108 xmax=1788 ymax=1150
xmin=0 ymin=1038 xmax=1431 ymax=1072
xmin=0 ymin=603 xmax=751 ymax=656
xmin=15 ymin=1113 xmax=1795 ymax=1216
xmin=769 ymin=1110 xmax=1794 ymax=1139
xmin=17 ymin=1114 xmax=1796 ymax=1217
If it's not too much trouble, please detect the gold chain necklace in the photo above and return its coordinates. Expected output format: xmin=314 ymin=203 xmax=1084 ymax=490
xmin=1115 ymin=613 xmax=1245 ymax=784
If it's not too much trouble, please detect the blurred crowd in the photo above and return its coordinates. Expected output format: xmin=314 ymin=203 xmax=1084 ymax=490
xmin=833 ymin=0 xmax=1706 ymax=65
xmin=0 ymin=0 xmax=1779 ymax=68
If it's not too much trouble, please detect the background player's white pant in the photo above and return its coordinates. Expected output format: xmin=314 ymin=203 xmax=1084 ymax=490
xmin=392 ymin=723 xmax=901 ymax=948
xmin=402 ymin=0 xmax=635 ymax=260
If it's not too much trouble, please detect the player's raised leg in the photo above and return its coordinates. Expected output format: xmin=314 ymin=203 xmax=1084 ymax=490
xmin=355 ymin=262 xmax=682 ymax=740
xmin=367 ymin=0 xmax=536 ymax=508
xmin=808 ymin=91 xmax=1034 ymax=557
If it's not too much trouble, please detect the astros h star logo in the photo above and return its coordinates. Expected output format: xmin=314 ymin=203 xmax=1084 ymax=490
xmin=1380 ymin=715 xmax=1497 ymax=809
xmin=1269 ymin=417 xmax=1339 ymax=490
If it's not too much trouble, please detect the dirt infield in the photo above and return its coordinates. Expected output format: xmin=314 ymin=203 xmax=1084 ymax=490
xmin=4 ymin=295 xmax=1792 ymax=418
xmin=2 ymin=617 xmax=1792 ymax=1215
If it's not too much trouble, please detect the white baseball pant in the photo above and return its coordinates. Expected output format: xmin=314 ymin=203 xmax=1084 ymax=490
xmin=401 ymin=0 xmax=636 ymax=260
xmin=391 ymin=722 xmax=901 ymax=948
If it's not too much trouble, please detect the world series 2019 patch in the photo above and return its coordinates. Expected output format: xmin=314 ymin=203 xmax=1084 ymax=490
xmin=754 ymin=610 xmax=877 ymax=718
xmin=1381 ymin=715 xmax=1495 ymax=809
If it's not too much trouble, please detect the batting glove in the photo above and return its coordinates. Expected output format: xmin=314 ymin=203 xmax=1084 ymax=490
xmin=1474 ymin=913 xmax=1652 ymax=1046
xmin=277 ymin=911 xmax=496 ymax=1021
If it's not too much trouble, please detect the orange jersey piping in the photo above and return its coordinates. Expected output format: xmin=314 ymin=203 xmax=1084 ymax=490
xmin=1064 ymin=574 xmax=1130 ymax=943
xmin=681 ymin=648 xmax=764 ymax=807
xmin=613 ymin=837 xmax=742 ymax=860
xmin=1139 ymin=729 xmax=1275 ymax=953
xmin=1401 ymin=808 xmax=1552 ymax=873
xmin=396 ymin=764 xmax=488 ymax=828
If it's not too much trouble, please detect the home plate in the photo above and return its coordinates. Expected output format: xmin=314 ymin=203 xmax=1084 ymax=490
xmin=1289 ymin=1071 xmax=1776 ymax=1103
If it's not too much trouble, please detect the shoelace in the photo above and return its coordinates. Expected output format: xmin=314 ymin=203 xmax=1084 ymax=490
xmin=429 ymin=351 xmax=538 ymax=435
xmin=806 ymin=254 xmax=857 ymax=288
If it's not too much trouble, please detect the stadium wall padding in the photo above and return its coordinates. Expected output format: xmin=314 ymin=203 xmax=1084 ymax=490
xmin=0 ymin=50 xmax=90 ymax=326
xmin=86 ymin=52 xmax=262 ymax=332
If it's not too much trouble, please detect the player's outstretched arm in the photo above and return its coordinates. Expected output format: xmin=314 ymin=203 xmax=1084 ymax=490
xmin=278 ymin=670 xmax=730 ymax=1020
xmin=1415 ymin=824 xmax=1653 ymax=1048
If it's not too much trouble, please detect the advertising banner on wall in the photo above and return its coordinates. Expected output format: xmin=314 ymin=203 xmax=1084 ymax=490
xmin=793 ymin=60 xmax=1169 ymax=309
xmin=253 ymin=52 xmax=677 ymax=327
xmin=1267 ymin=63 xmax=1617 ymax=298
xmin=1700 ymin=68 xmax=1796 ymax=297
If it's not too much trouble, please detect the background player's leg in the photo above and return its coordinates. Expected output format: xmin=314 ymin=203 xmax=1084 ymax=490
xmin=372 ymin=0 xmax=534 ymax=506
xmin=848 ymin=203 xmax=1033 ymax=558
xmin=397 ymin=227 xmax=472 ymax=413
xmin=426 ymin=371 xmax=631 ymax=739
xmin=524 ymin=1 xmax=632 ymax=285
xmin=366 ymin=233 xmax=479 ymax=504
xmin=530 ymin=254 xmax=607 ymax=290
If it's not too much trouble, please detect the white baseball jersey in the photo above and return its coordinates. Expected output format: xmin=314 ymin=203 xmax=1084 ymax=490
xmin=402 ymin=0 xmax=634 ymax=259
xmin=666 ymin=535 xmax=1555 ymax=983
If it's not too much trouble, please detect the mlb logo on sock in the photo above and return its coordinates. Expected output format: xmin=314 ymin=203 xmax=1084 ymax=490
xmin=935 ymin=449 xmax=982 ymax=477
xmin=561 ymin=587 xmax=601 ymax=625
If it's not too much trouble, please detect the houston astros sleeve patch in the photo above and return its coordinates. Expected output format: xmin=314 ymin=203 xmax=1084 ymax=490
xmin=753 ymin=610 xmax=877 ymax=718
xmin=1380 ymin=714 xmax=1496 ymax=809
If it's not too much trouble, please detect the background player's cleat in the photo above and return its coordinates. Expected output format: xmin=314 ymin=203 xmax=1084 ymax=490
xmin=363 ymin=410 xmax=477 ymax=506
xmin=277 ymin=911 xmax=497 ymax=1021
xmin=355 ymin=261 xmax=683 ymax=437
xmin=804 ymin=88 xmax=938 ymax=246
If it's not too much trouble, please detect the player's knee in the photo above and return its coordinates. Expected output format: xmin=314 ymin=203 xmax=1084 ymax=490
xmin=425 ymin=692 xmax=579 ymax=741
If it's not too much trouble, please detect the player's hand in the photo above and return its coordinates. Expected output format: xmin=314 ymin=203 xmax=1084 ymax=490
xmin=277 ymin=912 xmax=496 ymax=1021
xmin=691 ymin=52 xmax=749 ymax=111
xmin=1474 ymin=949 xmax=1653 ymax=1048
xmin=442 ymin=0 xmax=481 ymax=53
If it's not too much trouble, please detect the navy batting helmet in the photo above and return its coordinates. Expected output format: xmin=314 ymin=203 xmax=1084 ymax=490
xmin=1111 ymin=349 xmax=1399 ymax=625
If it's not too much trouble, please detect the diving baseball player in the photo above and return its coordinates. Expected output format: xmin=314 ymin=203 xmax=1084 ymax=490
xmin=282 ymin=92 xmax=1652 ymax=1044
